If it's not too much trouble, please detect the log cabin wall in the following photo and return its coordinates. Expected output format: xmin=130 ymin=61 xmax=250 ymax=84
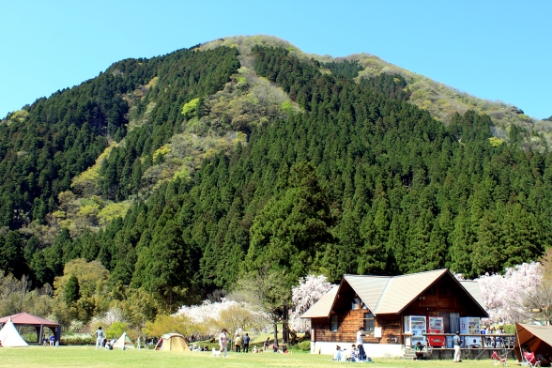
xmin=310 ymin=285 xmax=400 ymax=344
xmin=311 ymin=311 xmax=403 ymax=344
xmin=377 ymin=315 xmax=401 ymax=344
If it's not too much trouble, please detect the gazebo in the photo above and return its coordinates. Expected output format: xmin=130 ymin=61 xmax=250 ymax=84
xmin=0 ymin=312 xmax=61 ymax=344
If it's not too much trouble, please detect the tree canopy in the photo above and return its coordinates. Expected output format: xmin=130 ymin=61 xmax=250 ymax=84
xmin=0 ymin=42 xmax=551 ymax=329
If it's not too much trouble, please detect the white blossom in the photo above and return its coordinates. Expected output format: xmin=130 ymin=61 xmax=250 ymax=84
xmin=289 ymin=275 xmax=334 ymax=331
xmin=476 ymin=262 xmax=542 ymax=324
xmin=175 ymin=298 xmax=267 ymax=336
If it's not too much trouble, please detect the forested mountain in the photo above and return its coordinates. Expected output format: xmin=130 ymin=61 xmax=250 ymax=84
xmin=1 ymin=36 xmax=552 ymax=319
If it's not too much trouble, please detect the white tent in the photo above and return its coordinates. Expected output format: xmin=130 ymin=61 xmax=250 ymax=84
xmin=112 ymin=332 xmax=135 ymax=350
xmin=0 ymin=318 xmax=29 ymax=347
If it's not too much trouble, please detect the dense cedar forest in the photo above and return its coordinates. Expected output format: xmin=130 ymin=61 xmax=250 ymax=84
xmin=1 ymin=40 xmax=552 ymax=317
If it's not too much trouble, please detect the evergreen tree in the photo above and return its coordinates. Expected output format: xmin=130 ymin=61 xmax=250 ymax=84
xmin=245 ymin=163 xmax=335 ymax=288
xmin=0 ymin=231 xmax=26 ymax=278
xmin=64 ymin=275 xmax=80 ymax=306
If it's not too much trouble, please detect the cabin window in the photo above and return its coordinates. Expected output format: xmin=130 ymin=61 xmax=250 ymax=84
xmin=330 ymin=315 xmax=338 ymax=332
xmin=364 ymin=312 xmax=375 ymax=333
xmin=351 ymin=297 xmax=361 ymax=310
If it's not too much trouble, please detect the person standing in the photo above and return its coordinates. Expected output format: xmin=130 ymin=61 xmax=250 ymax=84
xmin=219 ymin=329 xmax=228 ymax=357
xmin=243 ymin=333 xmax=250 ymax=353
xmin=453 ymin=331 xmax=462 ymax=362
xmin=95 ymin=327 xmax=105 ymax=350
xmin=356 ymin=327 xmax=367 ymax=361
xmin=234 ymin=335 xmax=242 ymax=353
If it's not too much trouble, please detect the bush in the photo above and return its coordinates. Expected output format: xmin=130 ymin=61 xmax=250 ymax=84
xmin=60 ymin=334 xmax=94 ymax=346
xmin=21 ymin=333 xmax=37 ymax=343
xmin=297 ymin=340 xmax=311 ymax=351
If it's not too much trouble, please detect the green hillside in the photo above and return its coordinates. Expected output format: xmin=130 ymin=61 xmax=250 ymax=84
xmin=1 ymin=36 xmax=552 ymax=323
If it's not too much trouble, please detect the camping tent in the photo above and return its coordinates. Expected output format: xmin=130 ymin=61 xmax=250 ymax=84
xmin=155 ymin=333 xmax=190 ymax=351
xmin=514 ymin=323 xmax=552 ymax=361
xmin=0 ymin=318 xmax=29 ymax=347
xmin=112 ymin=332 xmax=135 ymax=349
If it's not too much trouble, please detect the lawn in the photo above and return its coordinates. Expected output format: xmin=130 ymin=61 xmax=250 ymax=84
xmin=0 ymin=346 xmax=506 ymax=368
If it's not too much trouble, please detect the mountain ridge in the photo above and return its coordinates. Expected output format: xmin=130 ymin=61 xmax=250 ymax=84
xmin=200 ymin=36 xmax=551 ymax=140
xmin=0 ymin=35 xmax=551 ymax=320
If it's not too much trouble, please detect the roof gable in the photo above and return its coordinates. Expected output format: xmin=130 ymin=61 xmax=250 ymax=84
xmin=301 ymin=269 xmax=488 ymax=319
xmin=373 ymin=269 xmax=448 ymax=314
xmin=301 ymin=286 xmax=339 ymax=318
xmin=460 ymin=280 xmax=486 ymax=309
xmin=343 ymin=275 xmax=390 ymax=312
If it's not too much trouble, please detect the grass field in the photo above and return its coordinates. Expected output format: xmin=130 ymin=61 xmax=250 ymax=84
xmin=0 ymin=346 xmax=508 ymax=368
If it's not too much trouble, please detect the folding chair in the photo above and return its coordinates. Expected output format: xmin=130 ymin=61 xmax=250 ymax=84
xmin=523 ymin=351 xmax=541 ymax=367
xmin=491 ymin=350 xmax=508 ymax=367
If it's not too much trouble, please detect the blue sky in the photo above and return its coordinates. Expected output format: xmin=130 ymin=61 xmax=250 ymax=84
xmin=1 ymin=1 xmax=550 ymax=120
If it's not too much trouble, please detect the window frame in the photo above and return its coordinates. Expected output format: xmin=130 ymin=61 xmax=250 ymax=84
xmin=330 ymin=314 xmax=339 ymax=332
xmin=364 ymin=312 xmax=375 ymax=333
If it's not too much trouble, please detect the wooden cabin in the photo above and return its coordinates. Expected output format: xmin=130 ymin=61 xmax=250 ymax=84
xmin=301 ymin=269 xmax=488 ymax=357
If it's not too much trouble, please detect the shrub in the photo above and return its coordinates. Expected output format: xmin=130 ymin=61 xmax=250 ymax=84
xmin=60 ymin=334 xmax=94 ymax=346
xmin=297 ymin=340 xmax=311 ymax=351
xmin=21 ymin=333 xmax=37 ymax=343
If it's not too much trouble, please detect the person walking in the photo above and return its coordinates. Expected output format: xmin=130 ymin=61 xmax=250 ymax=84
xmin=453 ymin=331 xmax=462 ymax=362
xmin=219 ymin=329 xmax=229 ymax=357
xmin=95 ymin=327 xmax=105 ymax=350
xmin=243 ymin=333 xmax=250 ymax=353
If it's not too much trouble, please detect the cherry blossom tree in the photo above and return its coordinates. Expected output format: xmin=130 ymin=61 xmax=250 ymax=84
xmin=475 ymin=262 xmax=542 ymax=324
xmin=289 ymin=275 xmax=334 ymax=335
xmin=175 ymin=298 xmax=266 ymax=338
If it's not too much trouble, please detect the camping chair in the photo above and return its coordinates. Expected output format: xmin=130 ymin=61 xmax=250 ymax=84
xmin=523 ymin=351 xmax=541 ymax=367
xmin=491 ymin=350 xmax=508 ymax=367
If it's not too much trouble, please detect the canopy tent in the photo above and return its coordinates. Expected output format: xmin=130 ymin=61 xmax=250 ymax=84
xmin=112 ymin=332 xmax=135 ymax=349
xmin=0 ymin=318 xmax=29 ymax=347
xmin=514 ymin=323 xmax=552 ymax=361
xmin=0 ymin=312 xmax=60 ymax=344
xmin=155 ymin=333 xmax=190 ymax=351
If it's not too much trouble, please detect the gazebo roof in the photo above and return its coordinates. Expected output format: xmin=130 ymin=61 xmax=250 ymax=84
xmin=0 ymin=312 xmax=59 ymax=328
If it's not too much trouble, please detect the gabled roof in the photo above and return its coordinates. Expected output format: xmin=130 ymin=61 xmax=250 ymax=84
xmin=301 ymin=269 xmax=488 ymax=318
xmin=343 ymin=275 xmax=390 ymax=312
xmin=459 ymin=280 xmax=486 ymax=309
xmin=370 ymin=269 xmax=448 ymax=314
xmin=301 ymin=286 xmax=339 ymax=318
xmin=0 ymin=312 xmax=59 ymax=328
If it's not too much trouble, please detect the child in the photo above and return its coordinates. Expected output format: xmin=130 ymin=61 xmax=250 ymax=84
xmin=349 ymin=344 xmax=358 ymax=362
xmin=333 ymin=345 xmax=343 ymax=361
